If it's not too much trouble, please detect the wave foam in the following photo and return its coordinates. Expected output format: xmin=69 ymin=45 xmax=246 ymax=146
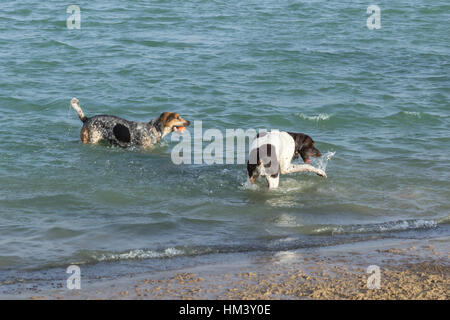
xmin=92 ymin=248 xmax=183 ymax=262
xmin=297 ymin=113 xmax=332 ymax=122
xmin=403 ymin=111 xmax=422 ymax=118
xmin=311 ymin=219 xmax=438 ymax=235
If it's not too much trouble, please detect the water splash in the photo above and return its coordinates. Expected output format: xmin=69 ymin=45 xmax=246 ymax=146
xmin=66 ymin=102 xmax=75 ymax=137
xmin=241 ymin=178 xmax=260 ymax=191
xmin=314 ymin=151 xmax=336 ymax=172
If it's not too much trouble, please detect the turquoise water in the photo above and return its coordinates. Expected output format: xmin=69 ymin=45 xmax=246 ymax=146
xmin=0 ymin=0 xmax=449 ymax=276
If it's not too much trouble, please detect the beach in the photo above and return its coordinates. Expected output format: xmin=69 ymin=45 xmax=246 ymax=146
xmin=2 ymin=236 xmax=447 ymax=300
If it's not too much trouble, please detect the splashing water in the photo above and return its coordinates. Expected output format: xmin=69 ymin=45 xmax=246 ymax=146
xmin=314 ymin=151 xmax=336 ymax=172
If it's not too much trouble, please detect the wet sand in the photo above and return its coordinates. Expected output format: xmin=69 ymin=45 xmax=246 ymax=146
xmin=4 ymin=237 xmax=449 ymax=300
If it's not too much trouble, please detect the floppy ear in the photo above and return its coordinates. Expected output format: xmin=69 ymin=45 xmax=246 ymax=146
xmin=158 ymin=112 xmax=169 ymax=123
xmin=152 ymin=112 xmax=168 ymax=130
xmin=303 ymin=135 xmax=315 ymax=146
xmin=288 ymin=132 xmax=307 ymax=152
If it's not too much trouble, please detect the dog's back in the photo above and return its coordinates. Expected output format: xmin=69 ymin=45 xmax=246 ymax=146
xmin=82 ymin=115 xmax=147 ymax=147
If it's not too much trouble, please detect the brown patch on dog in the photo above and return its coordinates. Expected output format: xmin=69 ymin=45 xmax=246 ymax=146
xmin=81 ymin=127 xmax=103 ymax=144
xmin=80 ymin=126 xmax=89 ymax=144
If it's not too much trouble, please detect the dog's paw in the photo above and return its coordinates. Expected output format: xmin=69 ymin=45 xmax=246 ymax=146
xmin=71 ymin=97 xmax=79 ymax=105
xmin=316 ymin=169 xmax=327 ymax=178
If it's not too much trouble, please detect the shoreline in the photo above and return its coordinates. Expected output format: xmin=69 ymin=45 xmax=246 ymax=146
xmin=2 ymin=236 xmax=448 ymax=300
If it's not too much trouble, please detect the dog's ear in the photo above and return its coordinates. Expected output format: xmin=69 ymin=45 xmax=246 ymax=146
xmin=153 ymin=112 xmax=172 ymax=130
xmin=156 ymin=112 xmax=169 ymax=125
xmin=288 ymin=132 xmax=321 ymax=161
xmin=302 ymin=135 xmax=321 ymax=157
xmin=288 ymin=132 xmax=308 ymax=151
xmin=302 ymin=135 xmax=315 ymax=147
xmin=158 ymin=112 xmax=181 ymax=126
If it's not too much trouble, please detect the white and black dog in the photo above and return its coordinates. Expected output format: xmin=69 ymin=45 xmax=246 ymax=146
xmin=247 ymin=130 xmax=327 ymax=189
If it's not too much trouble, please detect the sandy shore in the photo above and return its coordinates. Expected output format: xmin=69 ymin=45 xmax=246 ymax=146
xmin=3 ymin=236 xmax=449 ymax=300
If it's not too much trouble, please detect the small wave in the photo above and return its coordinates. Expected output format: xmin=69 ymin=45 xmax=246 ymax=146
xmin=118 ymin=39 xmax=196 ymax=48
xmin=34 ymin=39 xmax=78 ymax=50
xmin=296 ymin=113 xmax=332 ymax=122
xmin=84 ymin=248 xmax=184 ymax=263
xmin=403 ymin=111 xmax=422 ymax=118
xmin=437 ymin=215 xmax=450 ymax=225
xmin=310 ymin=219 xmax=438 ymax=236
xmin=384 ymin=111 xmax=446 ymax=123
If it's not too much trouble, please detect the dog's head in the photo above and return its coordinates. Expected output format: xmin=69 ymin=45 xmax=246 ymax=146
xmin=155 ymin=112 xmax=190 ymax=137
xmin=288 ymin=132 xmax=321 ymax=164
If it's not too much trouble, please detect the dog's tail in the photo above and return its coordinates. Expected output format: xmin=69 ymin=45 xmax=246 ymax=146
xmin=70 ymin=97 xmax=87 ymax=122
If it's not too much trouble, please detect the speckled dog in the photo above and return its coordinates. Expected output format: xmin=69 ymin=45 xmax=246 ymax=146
xmin=70 ymin=98 xmax=190 ymax=148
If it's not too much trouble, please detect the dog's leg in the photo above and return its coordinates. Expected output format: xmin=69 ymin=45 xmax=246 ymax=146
xmin=266 ymin=175 xmax=280 ymax=189
xmin=281 ymin=164 xmax=327 ymax=178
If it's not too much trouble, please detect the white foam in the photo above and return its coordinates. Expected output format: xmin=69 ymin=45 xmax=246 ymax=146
xmin=403 ymin=111 xmax=421 ymax=118
xmin=273 ymin=214 xmax=303 ymax=227
xmin=94 ymin=247 xmax=183 ymax=262
xmin=240 ymin=178 xmax=260 ymax=191
xmin=311 ymin=219 xmax=437 ymax=235
xmin=297 ymin=113 xmax=332 ymax=122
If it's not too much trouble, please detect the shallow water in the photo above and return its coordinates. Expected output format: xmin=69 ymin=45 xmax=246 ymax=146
xmin=0 ymin=0 xmax=449 ymax=275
